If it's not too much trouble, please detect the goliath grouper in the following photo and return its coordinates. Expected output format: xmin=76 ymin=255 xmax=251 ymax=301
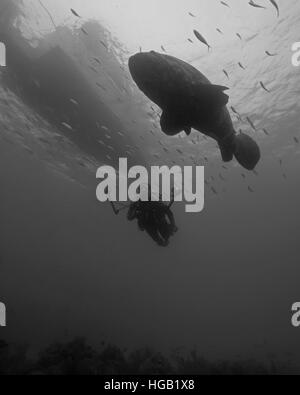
xmin=129 ymin=51 xmax=261 ymax=170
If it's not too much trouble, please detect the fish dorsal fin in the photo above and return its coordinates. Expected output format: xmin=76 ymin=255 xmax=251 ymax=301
xmin=193 ymin=84 xmax=229 ymax=109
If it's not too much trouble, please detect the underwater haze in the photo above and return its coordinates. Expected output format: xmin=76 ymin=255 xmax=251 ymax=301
xmin=0 ymin=0 xmax=300 ymax=371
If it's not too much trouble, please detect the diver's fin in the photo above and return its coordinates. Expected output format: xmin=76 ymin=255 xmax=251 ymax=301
xmin=160 ymin=110 xmax=187 ymax=136
xmin=194 ymin=84 xmax=229 ymax=109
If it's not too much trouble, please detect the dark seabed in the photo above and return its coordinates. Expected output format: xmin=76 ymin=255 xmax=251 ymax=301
xmin=0 ymin=0 xmax=300 ymax=374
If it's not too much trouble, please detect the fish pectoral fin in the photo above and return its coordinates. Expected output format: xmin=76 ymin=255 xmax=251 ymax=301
xmin=194 ymin=84 xmax=230 ymax=109
xmin=160 ymin=110 xmax=186 ymax=136
xmin=215 ymin=85 xmax=229 ymax=91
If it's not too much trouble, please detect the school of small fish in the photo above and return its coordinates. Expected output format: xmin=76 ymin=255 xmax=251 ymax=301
xmin=1 ymin=0 xmax=299 ymax=201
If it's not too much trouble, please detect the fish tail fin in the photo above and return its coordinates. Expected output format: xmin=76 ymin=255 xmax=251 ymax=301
xmin=233 ymin=132 xmax=261 ymax=170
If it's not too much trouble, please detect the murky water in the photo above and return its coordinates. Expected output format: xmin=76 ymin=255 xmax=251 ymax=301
xmin=0 ymin=0 xmax=300 ymax=365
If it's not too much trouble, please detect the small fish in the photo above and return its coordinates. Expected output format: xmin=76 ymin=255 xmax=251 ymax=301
xmin=93 ymin=57 xmax=102 ymax=65
xmin=265 ymin=50 xmax=278 ymax=57
xmin=220 ymin=1 xmax=230 ymax=8
xmin=269 ymin=0 xmax=280 ymax=17
xmin=71 ymin=8 xmax=81 ymax=18
xmin=238 ymin=62 xmax=246 ymax=70
xmin=247 ymin=117 xmax=257 ymax=131
xmin=62 ymin=122 xmax=73 ymax=131
xmin=89 ymin=66 xmax=98 ymax=74
xmin=96 ymin=82 xmax=106 ymax=91
xmin=249 ymin=0 xmax=266 ymax=9
xmin=260 ymin=81 xmax=270 ymax=93
xmin=223 ymin=69 xmax=229 ymax=79
xmin=262 ymin=128 xmax=270 ymax=136
xmin=193 ymin=30 xmax=211 ymax=51
xmin=100 ymin=40 xmax=108 ymax=50
xmin=231 ymin=107 xmax=241 ymax=120
xmin=70 ymin=98 xmax=79 ymax=106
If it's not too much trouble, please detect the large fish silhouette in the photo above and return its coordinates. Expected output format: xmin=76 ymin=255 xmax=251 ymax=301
xmin=129 ymin=51 xmax=260 ymax=170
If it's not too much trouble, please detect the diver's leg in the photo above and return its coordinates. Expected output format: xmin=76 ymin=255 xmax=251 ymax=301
xmin=166 ymin=209 xmax=175 ymax=228
xmin=146 ymin=226 xmax=168 ymax=247
xmin=110 ymin=202 xmax=120 ymax=215
xmin=158 ymin=222 xmax=171 ymax=243
xmin=138 ymin=218 xmax=145 ymax=231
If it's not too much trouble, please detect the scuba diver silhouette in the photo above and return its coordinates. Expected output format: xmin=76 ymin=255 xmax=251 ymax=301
xmin=110 ymin=191 xmax=178 ymax=247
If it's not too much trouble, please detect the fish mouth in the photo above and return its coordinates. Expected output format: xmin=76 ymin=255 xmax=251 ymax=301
xmin=128 ymin=52 xmax=160 ymax=85
xmin=128 ymin=53 xmax=148 ymax=82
